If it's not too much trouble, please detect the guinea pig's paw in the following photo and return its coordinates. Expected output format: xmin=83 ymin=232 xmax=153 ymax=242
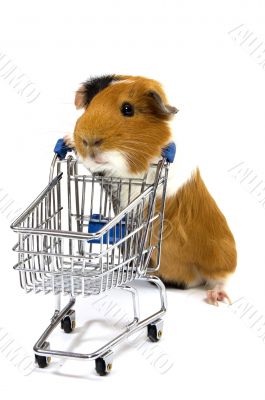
xmin=63 ymin=134 xmax=75 ymax=149
xmin=206 ymin=285 xmax=232 ymax=307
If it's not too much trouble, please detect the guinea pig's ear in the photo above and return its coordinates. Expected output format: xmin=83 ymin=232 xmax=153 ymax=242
xmin=74 ymin=74 xmax=117 ymax=109
xmin=75 ymin=85 xmax=86 ymax=109
xmin=146 ymin=90 xmax=178 ymax=119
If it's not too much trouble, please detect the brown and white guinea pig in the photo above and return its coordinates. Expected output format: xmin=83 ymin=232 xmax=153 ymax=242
xmin=65 ymin=74 xmax=237 ymax=306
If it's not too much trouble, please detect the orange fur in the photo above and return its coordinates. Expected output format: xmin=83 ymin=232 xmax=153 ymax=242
xmin=73 ymin=74 xmax=237 ymax=292
xmin=153 ymin=168 xmax=237 ymax=287
xmin=74 ymin=76 xmax=172 ymax=174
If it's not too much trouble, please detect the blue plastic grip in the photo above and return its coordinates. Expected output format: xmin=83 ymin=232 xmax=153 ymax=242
xmin=54 ymin=138 xmax=72 ymax=160
xmin=162 ymin=142 xmax=176 ymax=163
xmin=88 ymin=214 xmax=126 ymax=244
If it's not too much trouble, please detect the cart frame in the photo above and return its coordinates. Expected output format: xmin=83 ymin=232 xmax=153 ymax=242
xmin=11 ymin=139 xmax=175 ymax=375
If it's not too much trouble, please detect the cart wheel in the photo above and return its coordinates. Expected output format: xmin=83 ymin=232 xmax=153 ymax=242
xmin=95 ymin=358 xmax=112 ymax=376
xmin=61 ymin=316 xmax=72 ymax=333
xmin=147 ymin=319 xmax=163 ymax=342
xmin=35 ymin=341 xmax=51 ymax=368
xmin=61 ymin=310 xmax=76 ymax=333
xmin=95 ymin=351 xmax=113 ymax=376
xmin=35 ymin=354 xmax=51 ymax=368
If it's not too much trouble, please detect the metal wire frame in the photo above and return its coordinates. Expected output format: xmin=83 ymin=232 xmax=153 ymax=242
xmin=11 ymin=156 xmax=169 ymax=297
xmin=10 ymin=151 xmax=170 ymax=370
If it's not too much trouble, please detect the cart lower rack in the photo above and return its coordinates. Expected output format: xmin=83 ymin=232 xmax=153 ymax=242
xmin=11 ymin=139 xmax=175 ymax=375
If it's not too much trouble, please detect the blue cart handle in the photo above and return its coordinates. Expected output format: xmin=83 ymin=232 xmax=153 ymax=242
xmin=54 ymin=138 xmax=73 ymax=160
xmin=162 ymin=142 xmax=176 ymax=163
xmin=54 ymin=138 xmax=176 ymax=163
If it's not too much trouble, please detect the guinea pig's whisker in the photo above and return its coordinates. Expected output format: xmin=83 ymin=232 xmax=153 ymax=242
xmin=120 ymin=150 xmax=146 ymax=171
xmin=125 ymin=151 xmax=146 ymax=164
xmin=119 ymin=150 xmax=137 ymax=167
xmin=121 ymin=140 xmax=153 ymax=147
xmin=120 ymin=150 xmax=151 ymax=169
xmin=119 ymin=144 xmax=151 ymax=156
xmin=120 ymin=143 xmax=154 ymax=154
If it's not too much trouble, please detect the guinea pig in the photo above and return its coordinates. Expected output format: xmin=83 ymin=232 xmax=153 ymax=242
xmin=66 ymin=74 xmax=237 ymax=306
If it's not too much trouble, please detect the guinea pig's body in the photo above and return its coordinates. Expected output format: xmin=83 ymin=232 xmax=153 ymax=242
xmin=152 ymin=168 xmax=236 ymax=291
xmin=69 ymin=74 xmax=237 ymax=306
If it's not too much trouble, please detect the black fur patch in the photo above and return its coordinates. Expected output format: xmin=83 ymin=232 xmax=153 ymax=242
xmin=162 ymin=279 xmax=187 ymax=290
xmin=149 ymin=278 xmax=187 ymax=290
xmin=81 ymin=74 xmax=117 ymax=107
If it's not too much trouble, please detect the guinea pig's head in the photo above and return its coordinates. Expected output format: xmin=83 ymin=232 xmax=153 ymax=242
xmin=73 ymin=74 xmax=178 ymax=175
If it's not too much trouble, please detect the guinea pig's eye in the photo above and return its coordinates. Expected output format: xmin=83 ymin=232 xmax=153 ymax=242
xmin=121 ymin=102 xmax=134 ymax=117
xmin=82 ymin=138 xmax=88 ymax=146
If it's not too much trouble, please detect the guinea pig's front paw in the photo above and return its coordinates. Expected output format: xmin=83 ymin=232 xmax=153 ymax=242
xmin=206 ymin=285 xmax=232 ymax=306
xmin=64 ymin=134 xmax=75 ymax=149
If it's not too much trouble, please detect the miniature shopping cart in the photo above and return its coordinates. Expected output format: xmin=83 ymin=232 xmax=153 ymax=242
xmin=11 ymin=138 xmax=176 ymax=375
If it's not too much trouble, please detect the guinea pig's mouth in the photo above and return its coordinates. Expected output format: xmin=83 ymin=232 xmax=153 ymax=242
xmin=79 ymin=154 xmax=109 ymax=172
xmin=79 ymin=150 xmax=130 ymax=176
xmin=91 ymin=154 xmax=108 ymax=165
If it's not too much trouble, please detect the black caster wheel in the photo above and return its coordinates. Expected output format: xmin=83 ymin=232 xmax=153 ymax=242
xmin=147 ymin=319 xmax=163 ymax=342
xmin=35 ymin=341 xmax=51 ymax=368
xmin=61 ymin=310 xmax=76 ymax=333
xmin=61 ymin=316 xmax=73 ymax=333
xmin=35 ymin=354 xmax=51 ymax=368
xmin=95 ymin=351 xmax=113 ymax=376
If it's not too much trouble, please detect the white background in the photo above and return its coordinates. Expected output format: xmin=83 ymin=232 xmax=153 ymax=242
xmin=1 ymin=0 xmax=265 ymax=399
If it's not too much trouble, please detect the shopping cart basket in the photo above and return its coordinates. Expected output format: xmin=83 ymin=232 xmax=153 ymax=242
xmin=11 ymin=138 xmax=176 ymax=375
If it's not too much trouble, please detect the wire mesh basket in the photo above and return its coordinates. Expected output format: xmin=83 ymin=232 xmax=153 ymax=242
xmin=12 ymin=153 xmax=168 ymax=296
xmin=10 ymin=138 xmax=175 ymax=375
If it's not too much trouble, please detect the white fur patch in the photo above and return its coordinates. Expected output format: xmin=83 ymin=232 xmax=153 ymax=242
xmin=79 ymin=150 xmax=128 ymax=175
xmin=111 ymin=79 xmax=135 ymax=85
xmin=79 ymin=150 xmax=146 ymax=210
xmin=166 ymin=149 xmax=197 ymax=197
